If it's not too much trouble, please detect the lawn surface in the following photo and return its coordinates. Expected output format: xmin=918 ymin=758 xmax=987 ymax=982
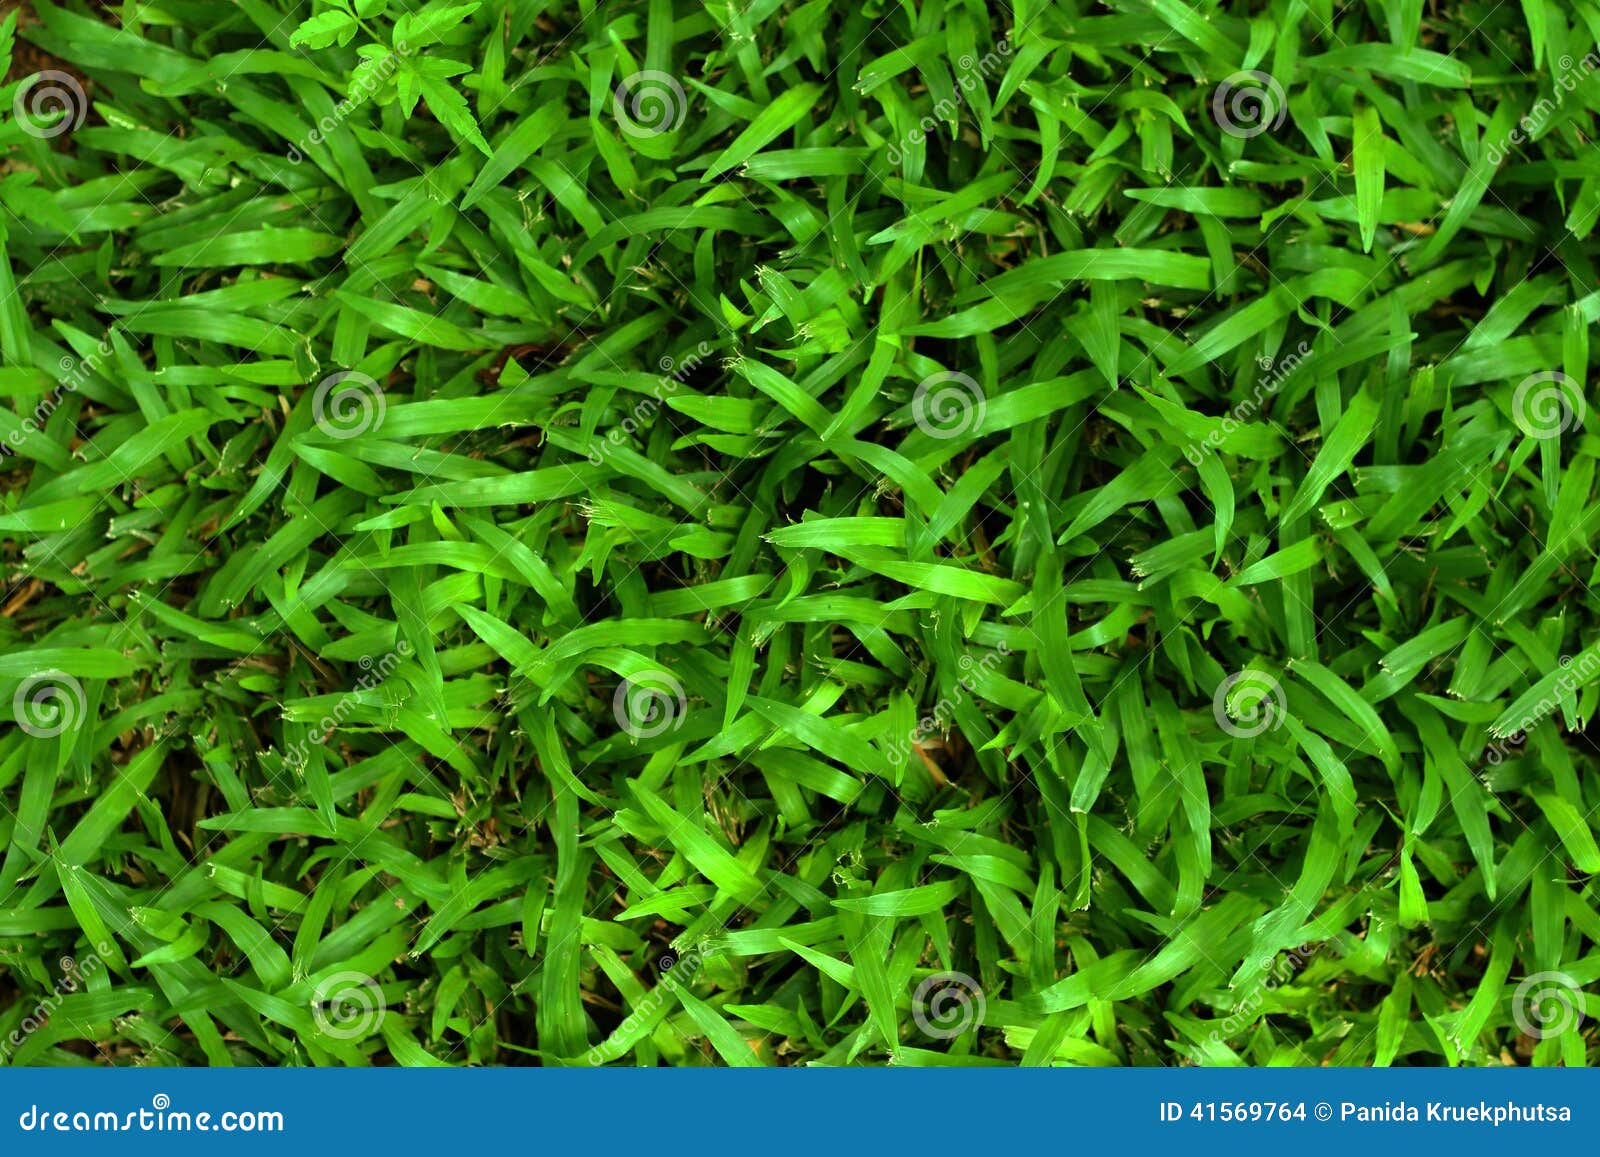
xmin=1 ymin=0 xmax=1599 ymax=1066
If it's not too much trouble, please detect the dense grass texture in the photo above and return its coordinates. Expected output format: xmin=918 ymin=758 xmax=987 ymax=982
xmin=1 ymin=0 xmax=1600 ymax=1067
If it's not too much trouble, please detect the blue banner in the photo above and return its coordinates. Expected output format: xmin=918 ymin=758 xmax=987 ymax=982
xmin=0 ymin=1068 xmax=1589 ymax=1153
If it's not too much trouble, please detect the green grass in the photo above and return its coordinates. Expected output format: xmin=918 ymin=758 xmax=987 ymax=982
xmin=1 ymin=0 xmax=1599 ymax=1067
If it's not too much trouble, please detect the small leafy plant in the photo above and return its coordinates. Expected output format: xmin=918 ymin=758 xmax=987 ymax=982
xmin=289 ymin=0 xmax=489 ymax=155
